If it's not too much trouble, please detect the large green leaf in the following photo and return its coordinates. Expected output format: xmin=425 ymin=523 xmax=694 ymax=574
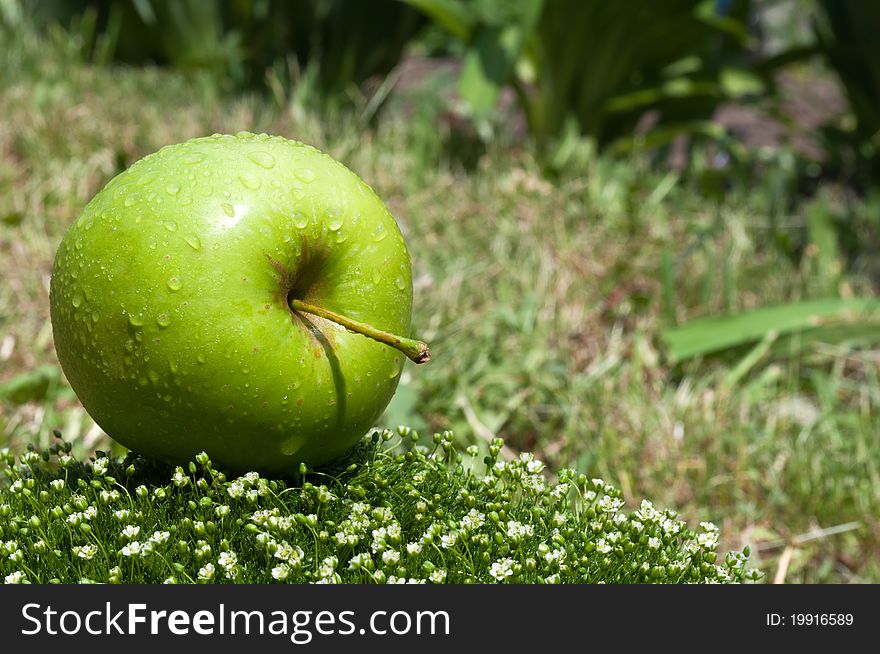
xmin=662 ymin=298 xmax=880 ymax=363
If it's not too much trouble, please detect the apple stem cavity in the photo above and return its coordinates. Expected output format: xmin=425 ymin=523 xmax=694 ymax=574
xmin=288 ymin=298 xmax=430 ymax=364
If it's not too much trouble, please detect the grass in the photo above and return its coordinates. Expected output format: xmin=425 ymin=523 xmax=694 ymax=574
xmin=0 ymin=429 xmax=756 ymax=584
xmin=1 ymin=19 xmax=878 ymax=583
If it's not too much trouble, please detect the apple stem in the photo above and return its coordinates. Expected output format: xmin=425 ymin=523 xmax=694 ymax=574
xmin=289 ymin=298 xmax=430 ymax=364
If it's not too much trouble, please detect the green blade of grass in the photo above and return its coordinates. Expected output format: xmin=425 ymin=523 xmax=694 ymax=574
xmin=662 ymin=298 xmax=880 ymax=364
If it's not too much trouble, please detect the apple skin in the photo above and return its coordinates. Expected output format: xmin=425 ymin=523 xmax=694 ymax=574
xmin=50 ymin=132 xmax=413 ymax=472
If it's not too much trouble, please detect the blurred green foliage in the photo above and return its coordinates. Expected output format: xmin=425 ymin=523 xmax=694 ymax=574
xmin=403 ymin=0 xmax=760 ymax=158
xmin=8 ymin=0 xmax=878 ymax=179
xmin=816 ymin=0 xmax=880 ymax=185
xmin=21 ymin=0 xmax=424 ymax=100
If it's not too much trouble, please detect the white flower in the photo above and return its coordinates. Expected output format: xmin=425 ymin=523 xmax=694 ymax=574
xmin=50 ymin=479 xmax=65 ymax=492
xmin=274 ymin=542 xmax=305 ymax=567
xmin=489 ymin=558 xmax=515 ymax=580
xmin=218 ymin=551 xmax=239 ymax=578
xmin=406 ymin=542 xmax=423 ymax=556
xmin=227 ymin=480 xmax=245 ymax=498
xmin=506 ymin=520 xmax=534 ymax=541
xmin=661 ymin=517 xmax=682 ymax=535
xmin=149 ymin=531 xmax=170 ymax=545
xmin=272 ymin=564 xmax=290 ymax=581
xmin=630 ymin=520 xmax=644 ymax=533
xmin=428 ymin=569 xmax=447 ymax=584
xmin=543 ymin=548 xmax=566 ymax=566
xmin=172 ymin=467 xmax=189 ymax=487
xmin=648 ymin=537 xmax=661 ymax=550
xmin=120 ymin=541 xmax=142 ymax=557
xmin=121 ymin=524 xmax=141 ymax=541
xmin=113 ymin=509 xmax=131 ymax=522
xmin=198 ymin=563 xmax=215 ymax=582
xmin=244 ymin=472 xmax=260 ymax=484
xmin=92 ymin=457 xmax=109 ymax=476
xmin=544 ymin=574 xmax=561 ymax=584
xmin=459 ymin=509 xmax=486 ymax=531
xmin=552 ymin=511 xmax=568 ymax=527
xmin=317 ymin=556 xmax=339 ymax=580
xmin=596 ymin=539 xmax=612 ymax=554
xmin=4 ymin=571 xmax=26 ymax=584
xmin=73 ymin=544 xmax=98 ymax=560
xmin=597 ymin=495 xmax=624 ymax=513
xmin=218 ymin=551 xmax=237 ymax=568
xmin=381 ymin=550 xmax=400 ymax=566
xmin=440 ymin=532 xmax=458 ymax=549
xmin=635 ymin=500 xmax=660 ymax=522
xmin=524 ymin=457 xmax=545 ymax=475
xmin=215 ymin=504 xmax=230 ymax=518
xmin=549 ymin=483 xmax=570 ymax=501
xmin=697 ymin=532 xmax=719 ymax=549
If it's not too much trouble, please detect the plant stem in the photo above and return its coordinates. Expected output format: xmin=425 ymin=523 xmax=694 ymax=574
xmin=289 ymin=298 xmax=430 ymax=364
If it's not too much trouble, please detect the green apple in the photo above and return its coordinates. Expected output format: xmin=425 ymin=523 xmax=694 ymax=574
xmin=49 ymin=132 xmax=428 ymax=472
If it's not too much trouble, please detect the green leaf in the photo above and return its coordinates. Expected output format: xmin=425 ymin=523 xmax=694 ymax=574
xmin=662 ymin=298 xmax=880 ymax=363
xmin=456 ymin=0 xmax=543 ymax=114
xmin=399 ymin=0 xmax=476 ymax=40
xmin=0 ymin=365 xmax=63 ymax=405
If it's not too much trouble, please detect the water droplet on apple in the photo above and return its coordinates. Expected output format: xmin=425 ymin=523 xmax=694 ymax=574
xmin=196 ymin=352 xmax=206 ymax=364
xmin=280 ymin=435 xmax=304 ymax=456
xmin=371 ymin=269 xmax=382 ymax=284
xmin=335 ymin=231 xmax=348 ymax=243
xmin=167 ymin=276 xmax=182 ymax=291
xmin=293 ymin=211 xmax=309 ymax=229
xmin=221 ymin=203 xmax=235 ymax=217
xmin=291 ymin=188 xmax=305 ymax=200
xmin=296 ymin=168 xmax=316 ymax=183
xmin=156 ymin=312 xmax=172 ymax=328
xmin=248 ymin=151 xmax=275 ymax=169
xmin=71 ymin=293 xmax=83 ymax=308
xmin=394 ymin=276 xmax=406 ymax=290
xmin=123 ymin=195 xmax=136 ymax=207
xmin=184 ymin=235 xmax=202 ymax=251
xmin=91 ymin=312 xmax=99 ymax=323
xmin=240 ymin=175 xmax=261 ymax=190
xmin=183 ymin=152 xmax=204 ymax=165
xmin=371 ymin=225 xmax=388 ymax=241
xmin=166 ymin=183 xmax=181 ymax=195
xmin=163 ymin=220 xmax=178 ymax=232
xmin=328 ymin=216 xmax=343 ymax=231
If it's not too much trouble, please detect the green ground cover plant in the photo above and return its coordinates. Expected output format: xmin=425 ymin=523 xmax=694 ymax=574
xmin=0 ymin=429 xmax=757 ymax=584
